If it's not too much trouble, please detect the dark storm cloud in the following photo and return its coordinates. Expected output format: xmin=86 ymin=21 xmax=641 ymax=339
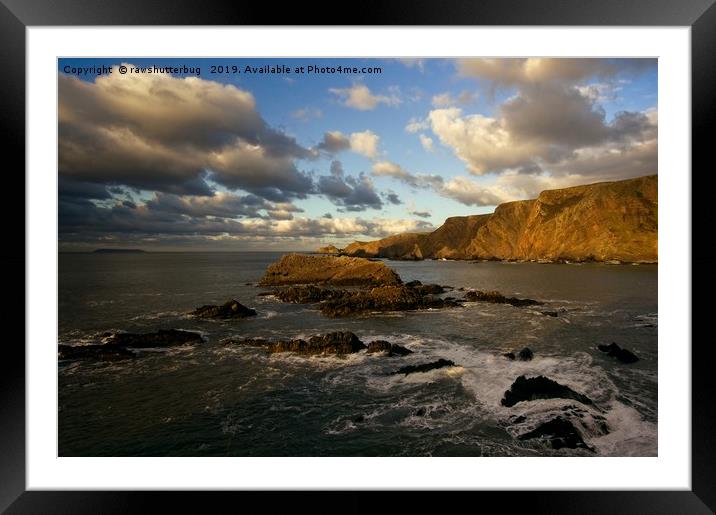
xmin=316 ymin=161 xmax=383 ymax=212
xmin=384 ymin=191 xmax=402 ymax=205
xmin=316 ymin=131 xmax=351 ymax=154
xmin=59 ymin=67 xmax=314 ymax=200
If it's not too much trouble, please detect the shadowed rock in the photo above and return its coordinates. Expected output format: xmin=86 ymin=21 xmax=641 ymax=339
xmin=273 ymin=285 xmax=349 ymax=304
xmin=518 ymin=347 xmax=534 ymax=361
xmin=391 ymin=359 xmax=456 ymax=376
xmin=320 ymin=285 xmax=460 ymax=317
xmin=366 ymin=340 xmax=413 ymax=356
xmin=228 ymin=331 xmax=367 ymax=356
xmin=192 ymin=299 xmax=257 ymax=319
xmin=597 ymin=342 xmax=639 ymax=364
xmin=108 ymin=329 xmax=204 ymax=348
xmin=501 ymin=375 xmax=593 ymax=407
xmin=464 ymin=290 xmax=541 ymax=307
xmin=517 ymin=416 xmax=594 ymax=451
xmin=503 ymin=352 xmax=516 ymax=360
xmin=259 ymin=254 xmax=401 ymax=287
xmin=58 ymin=344 xmax=135 ymax=361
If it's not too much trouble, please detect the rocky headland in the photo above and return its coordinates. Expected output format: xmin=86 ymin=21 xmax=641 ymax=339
xmin=336 ymin=175 xmax=657 ymax=263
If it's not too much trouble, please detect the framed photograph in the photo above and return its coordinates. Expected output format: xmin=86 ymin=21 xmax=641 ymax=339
xmin=3 ymin=0 xmax=712 ymax=512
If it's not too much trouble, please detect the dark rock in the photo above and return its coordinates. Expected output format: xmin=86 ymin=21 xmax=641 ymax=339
xmin=518 ymin=347 xmax=534 ymax=361
xmin=392 ymin=358 xmax=456 ymax=376
xmin=273 ymin=285 xmax=348 ymax=304
xmin=541 ymin=311 xmax=559 ymax=317
xmin=352 ymin=415 xmax=365 ymax=423
xmin=366 ymin=340 xmax=413 ymax=356
xmin=108 ymin=329 xmax=204 ymax=348
xmin=503 ymin=352 xmax=516 ymax=360
xmin=192 ymin=299 xmax=257 ymax=319
xmin=320 ymin=285 xmax=460 ymax=317
xmin=517 ymin=416 xmax=594 ymax=451
xmin=464 ymin=290 xmax=542 ymax=307
xmin=501 ymin=375 xmax=593 ymax=407
xmin=413 ymin=283 xmax=445 ymax=295
xmin=405 ymin=280 xmax=422 ymax=287
xmin=58 ymin=344 xmax=135 ymax=361
xmin=512 ymin=415 xmax=527 ymax=423
xmin=597 ymin=342 xmax=639 ymax=363
xmin=229 ymin=331 xmax=366 ymax=356
xmin=413 ymin=407 xmax=427 ymax=417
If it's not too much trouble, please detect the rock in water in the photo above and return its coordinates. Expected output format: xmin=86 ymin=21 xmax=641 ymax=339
xmin=518 ymin=347 xmax=534 ymax=361
xmin=366 ymin=340 xmax=413 ymax=356
xmin=228 ymin=331 xmax=367 ymax=356
xmin=392 ymin=359 xmax=456 ymax=375
xmin=58 ymin=344 xmax=135 ymax=361
xmin=108 ymin=329 xmax=204 ymax=348
xmin=464 ymin=290 xmax=541 ymax=307
xmin=597 ymin=342 xmax=639 ymax=364
xmin=503 ymin=352 xmax=516 ymax=360
xmin=273 ymin=285 xmax=348 ymax=304
xmin=517 ymin=417 xmax=594 ymax=451
xmin=319 ymin=285 xmax=459 ymax=317
xmin=259 ymin=254 xmax=402 ymax=287
xmin=192 ymin=299 xmax=257 ymax=319
xmin=501 ymin=375 xmax=593 ymax=407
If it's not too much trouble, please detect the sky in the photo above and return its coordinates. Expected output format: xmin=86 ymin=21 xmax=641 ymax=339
xmin=58 ymin=58 xmax=657 ymax=251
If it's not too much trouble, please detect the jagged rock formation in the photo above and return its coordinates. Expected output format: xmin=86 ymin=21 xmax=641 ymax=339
xmin=191 ymin=299 xmax=257 ymax=319
xmin=259 ymin=254 xmax=402 ymax=287
xmin=342 ymin=175 xmax=657 ymax=263
xmin=316 ymin=245 xmax=342 ymax=254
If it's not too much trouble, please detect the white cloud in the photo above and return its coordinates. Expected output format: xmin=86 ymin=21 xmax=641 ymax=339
xmin=405 ymin=117 xmax=429 ymax=133
xmin=431 ymin=90 xmax=477 ymax=107
xmin=349 ymin=130 xmax=380 ymax=158
xmin=329 ymin=84 xmax=401 ymax=110
xmin=419 ymin=134 xmax=434 ymax=152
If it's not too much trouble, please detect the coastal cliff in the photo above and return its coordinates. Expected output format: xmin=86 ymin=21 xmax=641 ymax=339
xmin=341 ymin=175 xmax=657 ymax=263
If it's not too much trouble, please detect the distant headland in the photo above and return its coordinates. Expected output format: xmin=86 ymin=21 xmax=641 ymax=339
xmin=93 ymin=248 xmax=147 ymax=254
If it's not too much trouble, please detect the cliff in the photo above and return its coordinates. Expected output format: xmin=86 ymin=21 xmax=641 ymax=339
xmin=343 ymin=175 xmax=657 ymax=263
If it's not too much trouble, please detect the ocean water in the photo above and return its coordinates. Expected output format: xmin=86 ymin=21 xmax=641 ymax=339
xmin=58 ymin=252 xmax=658 ymax=457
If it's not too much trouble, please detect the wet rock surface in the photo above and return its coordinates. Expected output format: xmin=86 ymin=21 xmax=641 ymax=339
xmin=501 ymin=375 xmax=593 ymax=407
xmin=319 ymin=285 xmax=460 ymax=317
xmin=517 ymin=416 xmax=594 ymax=451
xmin=598 ymin=342 xmax=639 ymax=364
xmin=366 ymin=340 xmax=413 ymax=356
xmin=227 ymin=331 xmax=368 ymax=356
xmin=391 ymin=359 xmax=456 ymax=376
xmin=108 ymin=329 xmax=205 ymax=348
xmin=464 ymin=290 xmax=542 ymax=307
xmin=192 ymin=299 xmax=257 ymax=319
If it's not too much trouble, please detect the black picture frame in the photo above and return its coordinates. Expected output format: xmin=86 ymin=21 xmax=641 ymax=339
xmin=2 ymin=1 xmax=712 ymax=513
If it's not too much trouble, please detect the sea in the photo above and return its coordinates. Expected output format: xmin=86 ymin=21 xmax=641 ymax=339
xmin=58 ymin=251 xmax=658 ymax=457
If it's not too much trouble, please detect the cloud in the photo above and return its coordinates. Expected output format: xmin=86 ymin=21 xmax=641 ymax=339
xmin=329 ymin=84 xmax=401 ymax=110
xmin=405 ymin=117 xmax=429 ymax=133
xmin=431 ymin=90 xmax=477 ymax=107
xmin=291 ymin=107 xmax=322 ymax=121
xmin=349 ymin=130 xmax=380 ymax=158
xmin=384 ymin=191 xmax=403 ymax=205
xmin=428 ymin=95 xmax=657 ymax=175
xmin=419 ymin=134 xmax=434 ymax=152
xmin=316 ymin=161 xmax=383 ymax=211
xmin=397 ymin=58 xmax=425 ymax=71
xmin=371 ymin=161 xmax=443 ymax=189
xmin=59 ymin=65 xmax=313 ymax=200
xmin=456 ymin=58 xmax=653 ymax=87
xmin=410 ymin=210 xmax=431 ymax=218
xmin=316 ymin=131 xmax=351 ymax=153
xmin=439 ymin=176 xmax=508 ymax=206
